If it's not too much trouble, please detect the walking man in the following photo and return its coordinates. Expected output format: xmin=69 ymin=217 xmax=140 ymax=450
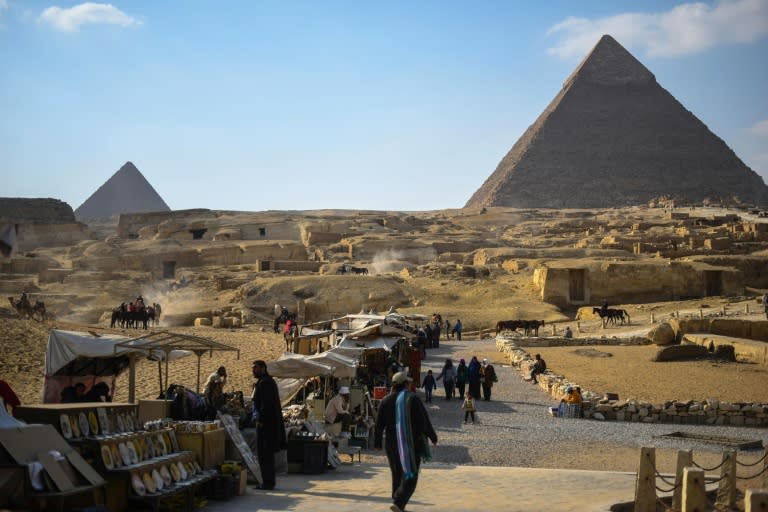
xmin=375 ymin=371 xmax=438 ymax=512
xmin=251 ymin=360 xmax=287 ymax=490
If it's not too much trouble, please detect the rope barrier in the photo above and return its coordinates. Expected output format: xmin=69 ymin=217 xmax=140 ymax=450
xmin=653 ymin=467 xmax=680 ymax=487
xmin=692 ymin=459 xmax=726 ymax=472
xmin=735 ymin=464 xmax=768 ymax=480
xmin=735 ymin=450 xmax=768 ymax=467
xmin=655 ymin=483 xmax=678 ymax=493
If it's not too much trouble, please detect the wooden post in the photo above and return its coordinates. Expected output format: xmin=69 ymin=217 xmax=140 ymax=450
xmin=635 ymin=447 xmax=656 ymax=512
xmin=745 ymin=489 xmax=768 ymax=511
xmin=746 ymin=304 xmax=750 ymax=314
xmin=721 ymin=305 xmax=726 ymax=316
xmin=699 ymin=308 xmax=703 ymax=319
xmin=128 ymin=354 xmax=136 ymax=404
xmin=552 ymin=324 xmax=556 ymax=336
xmin=716 ymin=450 xmax=737 ymax=509
xmin=576 ymin=321 xmax=581 ymax=333
xmin=673 ymin=450 xmax=692 ymax=511
xmin=763 ymin=448 xmax=768 ymax=490
xmin=681 ymin=466 xmax=706 ymax=512
xmin=650 ymin=312 xmax=655 ymax=323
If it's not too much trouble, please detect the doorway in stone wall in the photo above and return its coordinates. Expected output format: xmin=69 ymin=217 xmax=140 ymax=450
xmin=569 ymin=269 xmax=585 ymax=302
xmin=705 ymin=270 xmax=722 ymax=296
xmin=163 ymin=261 xmax=176 ymax=279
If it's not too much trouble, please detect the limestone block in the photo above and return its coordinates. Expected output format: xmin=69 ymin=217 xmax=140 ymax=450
xmin=638 ymin=407 xmax=649 ymax=417
xmin=729 ymin=415 xmax=745 ymax=426
xmin=212 ymin=316 xmax=223 ymax=328
xmin=648 ymin=322 xmax=676 ymax=345
xmin=652 ymin=344 xmax=709 ymax=362
xmin=641 ymin=416 xmax=655 ymax=423
xmin=592 ymin=412 xmax=605 ymax=421
xmin=631 ymin=414 xmax=639 ymax=422
xmin=615 ymin=411 xmax=625 ymax=422
xmin=194 ymin=317 xmax=212 ymax=326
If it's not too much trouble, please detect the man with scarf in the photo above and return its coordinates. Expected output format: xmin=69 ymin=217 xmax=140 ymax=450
xmin=374 ymin=371 xmax=438 ymax=512
xmin=251 ymin=360 xmax=287 ymax=490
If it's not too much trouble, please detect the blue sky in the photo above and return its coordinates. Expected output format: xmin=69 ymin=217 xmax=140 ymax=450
xmin=2 ymin=0 xmax=767 ymax=212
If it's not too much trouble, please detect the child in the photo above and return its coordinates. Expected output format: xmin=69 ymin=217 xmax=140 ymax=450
xmin=462 ymin=391 xmax=476 ymax=424
xmin=421 ymin=370 xmax=436 ymax=403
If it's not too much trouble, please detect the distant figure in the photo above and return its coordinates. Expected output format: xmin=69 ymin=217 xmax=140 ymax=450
xmin=462 ymin=390 xmax=476 ymax=424
xmin=600 ymin=301 xmax=608 ymax=317
xmin=455 ymin=358 xmax=468 ymax=399
xmin=763 ymin=293 xmax=768 ymax=320
xmin=530 ymin=354 xmax=546 ymax=384
xmin=324 ymin=386 xmax=353 ymax=433
xmin=452 ymin=319 xmax=463 ymax=341
xmin=480 ymin=359 xmax=497 ymax=401
xmin=85 ymin=382 xmax=112 ymax=402
xmin=204 ymin=366 xmax=227 ymax=413
xmin=564 ymin=326 xmax=573 ymax=339
xmin=74 ymin=382 xmax=86 ymax=402
xmin=421 ymin=370 xmax=436 ymax=403
xmin=445 ymin=320 xmax=452 ymax=339
xmin=435 ymin=359 xmax=456 ymax=400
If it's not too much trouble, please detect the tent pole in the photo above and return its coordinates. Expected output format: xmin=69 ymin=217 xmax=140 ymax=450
xmin=164 ymin=350 xmax=170 ymax=400
xmin=158 ymin=360 xmax=163 ymax=397
xmin=128 ymin=354 xmax=136 ymax=404
xmin=196 ymin=352 xmax=202 ymax=394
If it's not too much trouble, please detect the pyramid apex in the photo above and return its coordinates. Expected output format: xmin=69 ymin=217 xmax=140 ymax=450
xmin=565 ymin=34 xmax=655 ymax=87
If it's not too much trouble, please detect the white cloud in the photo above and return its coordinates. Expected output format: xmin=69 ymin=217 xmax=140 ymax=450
xmin=547 ymin=0 xmax=768 ymax=59
xmin=750 ymin=120 xmax=768 ymax=137
xmin=38 ymin=2 xmax=140 ymax=32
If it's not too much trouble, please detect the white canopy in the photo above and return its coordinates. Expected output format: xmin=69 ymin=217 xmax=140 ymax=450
xmin=46 ymin=329 xmax=190 ymax=376
xmin=268 ymin=354 xmax=335 ymax=378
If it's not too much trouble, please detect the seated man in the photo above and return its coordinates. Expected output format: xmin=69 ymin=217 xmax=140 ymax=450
xmin=530 ymin=354 xmax=546 ymax=384
xmin=564 ymin=326 xmax=573 ymax=339
xmin=324 ymin=386 xmax=353 ymax=434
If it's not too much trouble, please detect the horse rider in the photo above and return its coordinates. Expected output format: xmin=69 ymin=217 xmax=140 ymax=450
xmin=19 ymin=291 xmax=29 ymax=307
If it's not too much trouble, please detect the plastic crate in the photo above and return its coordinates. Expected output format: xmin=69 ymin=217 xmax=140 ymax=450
xmin=206 ymin=475 xmax=236 ymax=501
xmin=302 ymin=443 xmax=327 ymax=474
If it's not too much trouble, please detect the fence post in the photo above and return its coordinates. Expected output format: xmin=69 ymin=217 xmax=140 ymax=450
xmin=650 ymin=312 xmax=655 ymax=323
xmin=673 ymin=450 xmax=692 ymax=511
xmin=745 ymin=489 xmax=768 ymax=511
xmin=716 ymin=450 xmax=737 ymax=508
xmin=682 ymin=466 xmax=706 ymax=512
xmin=745 ymin=304 xmax=749 ymax=314
xmin=635 ymin=447 xmax=656 ymax=512
xmin=763 ymin=448 xmax=768 ymax=490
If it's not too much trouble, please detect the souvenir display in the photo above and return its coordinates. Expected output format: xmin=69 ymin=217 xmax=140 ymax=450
xmin=146 ymin=436 xmax=156 ymax=459
xmin=192 ymin=461 xmax=202 ymax=473
xmin=152 ymin=469 xmax=164 ymax=491
xmin=111 ymin=444 xmax=122 ymax=468
xmin=79 ymin=412 xmax=90 ymax=437
xmin=131 ymin=473 xmax=146 ymax=496
xmin=97 ymin=408 xmax=110 ymax=435
xmin=169 ymin=462 xmax=181 ymax=482
xmin=117 ymin=442 xmax=130 ymax=466
xmin=59 ymin=414 xmax=72 ymax=439
xmin=156 ymin=434 xmax=167 ymax=456
xmin=101 ymin=444 xmax=114 ymax=469
xmin=167 ymin=429 xmax=179 ymax=452
xmin=186 ymin=461 xmax=196 ymax=476
xmin=162 ymin=432 xmax=173 ymax=454
xmin=127 ymin=441 xmax=139 ymax=465
xmin=70 ymin=414 xmax=81 ymax=438
xmin=142 ymin=472 xmax=156 ymax=494
xmin=88 ymin=411 xmax=99 ymax=435
xmin=159 ymin=465 xmax=172 ymax=486
xmin=177 ymin=461 xmax=188 ymax=480
xmin=116 ymin=414 xmax=125 ymax=433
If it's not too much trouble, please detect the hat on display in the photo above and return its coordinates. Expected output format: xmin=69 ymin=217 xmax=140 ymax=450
xmin=339 ymin=386 xmax=350 ymax=394
xmin=483 ymin=358 xmax=488 ymax=365
xmin=391 ymin=371 xmax=413 ymax=385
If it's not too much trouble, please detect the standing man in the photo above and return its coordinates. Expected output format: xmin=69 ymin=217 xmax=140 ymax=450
xmin=453 ymin=319 xmax=463 ymax=341
xmin=375 ymin=372 xmax=437 ymax=512
xmin=763 ymin=292 xmax=768 ymax=320
xmin=251 ymin=360 xmax=287 ymax=490
xmin=480 ymin=359 xmax=497 ymax=401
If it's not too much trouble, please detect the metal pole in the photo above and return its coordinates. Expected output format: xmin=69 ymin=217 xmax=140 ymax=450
xmin=196 ymin=352 xmax=203 ymax=394
xmin=128 ymin=355 xmax=136 ymax=404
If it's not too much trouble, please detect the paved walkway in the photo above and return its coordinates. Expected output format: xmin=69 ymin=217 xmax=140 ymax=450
xmin=205 ymin=462 xmax=640 ymax=512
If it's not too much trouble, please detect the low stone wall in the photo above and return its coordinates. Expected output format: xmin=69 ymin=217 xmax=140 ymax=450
xmin=496 ymin=337 xmax=768 ymax=427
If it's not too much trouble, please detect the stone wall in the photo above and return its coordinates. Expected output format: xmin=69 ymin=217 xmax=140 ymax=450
xmin=0 ymin=198 xmax=75 ymax=223
xmin=533 ymin=260 xmax=743 ymax=307
xmin=17 ymin=222 xmax=91 ymax=250
xmin=497 ymin=337 xmax=768 ymax=426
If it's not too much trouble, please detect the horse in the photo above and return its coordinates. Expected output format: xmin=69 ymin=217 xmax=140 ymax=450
xmin=592 ymin=307 xmax=622 ymax=327
xmin=524 ymin=320 xmax=545 ymax=337
xmin=350 ymin=266 xmax=369 ymax=275
xmin=8 ymin=296 xmax=46 ymax=321
xmin=496 ymin=320 xmax=523 ymax=335
xmin=273 ymin=305 xmax=296 ymax=333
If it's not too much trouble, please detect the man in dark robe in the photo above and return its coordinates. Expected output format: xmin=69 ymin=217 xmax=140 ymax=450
xmin=251 ymin=360 xmax=287 ymax=490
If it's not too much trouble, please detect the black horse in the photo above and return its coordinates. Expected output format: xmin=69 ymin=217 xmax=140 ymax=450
xmin=273 ymin=306 xmax=297 ymax=333
xmin=592 ymin=307 xmax=627 ymax=327
xmin=350 ymin=266 xmax=369 ymax=275
xmin=496 ymin=320 xmax=523 ymax=335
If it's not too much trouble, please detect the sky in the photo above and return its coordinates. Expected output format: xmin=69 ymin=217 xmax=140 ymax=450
xmin=2 ymin=0 xmax=768 ymax=212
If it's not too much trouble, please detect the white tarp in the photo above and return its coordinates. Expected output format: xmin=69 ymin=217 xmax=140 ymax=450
xmin=334 ymin=336 xmax=399 ymax=357
xmin=268 ymin=354 xmax=334 ymax=378
xmin=306 ymin=349 xmax=358 ymax=378
xmin=46 ymin=329 xmax=190 ymax=376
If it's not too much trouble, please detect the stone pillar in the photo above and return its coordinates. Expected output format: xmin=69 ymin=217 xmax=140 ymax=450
xmin=745 ymin=489 xmax=768 ymax=511
xmin=681 ymin=467 xmax=706 ymax=512
xmin=716 ymin=450 xmax=736 ymax=509
xmin=635 ymin=447 xmax=656 ymax=512
xmin=673 ymin=450 xmax=692 ymax=511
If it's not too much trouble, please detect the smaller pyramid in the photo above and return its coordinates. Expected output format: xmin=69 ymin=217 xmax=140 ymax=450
xmin=75 ymin=162 xmax=170 ymax=219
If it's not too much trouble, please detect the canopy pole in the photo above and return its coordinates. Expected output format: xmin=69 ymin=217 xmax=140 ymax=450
xmin=128 ymin=354 xmax=136 ymax=404
xmin=196 ymin=352 xmax=203 ymax=394
xmin=164 ymin=350 xmax=170 ymax=401
xmin=158 ymin=360 xmax=163 ymax=397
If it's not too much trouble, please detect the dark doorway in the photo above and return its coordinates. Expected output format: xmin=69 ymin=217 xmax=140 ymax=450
xmin=259 ymin=260 xmax=272 ymax=271
xmin=190 ymin=229 xmax=207 ymax=240
xmin=163 ymin=261 xmax=176 ymax=279
xmin=569 ymin=269 xmax=585 ymax=302
xmin=705 ymin=271 xmax=723 ymax=296
xmin=259 ymin=227 xmax=266 ymax=237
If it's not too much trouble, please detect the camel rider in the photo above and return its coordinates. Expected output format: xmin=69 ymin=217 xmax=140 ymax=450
xmin=600 ymin=300 xmax=608 ymax=316
xmin=19 ymin=292 xmax=29 ymax=307
xmin=136 ymin=295 xmax=145 ymax=308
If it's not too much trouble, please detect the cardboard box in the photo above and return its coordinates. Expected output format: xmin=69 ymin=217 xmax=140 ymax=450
xmin=177 ymin=428 xmax=226 ymax=470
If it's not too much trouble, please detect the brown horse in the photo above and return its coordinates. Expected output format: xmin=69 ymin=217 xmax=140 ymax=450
xmin=496 ymin=320 xmax=523 ymax=335
xmin=8 ymin=296 xmax=46 ymax=321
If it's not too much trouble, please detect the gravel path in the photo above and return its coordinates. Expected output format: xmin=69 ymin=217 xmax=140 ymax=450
xmin=366 ymin=337 xmax=768 ymax=481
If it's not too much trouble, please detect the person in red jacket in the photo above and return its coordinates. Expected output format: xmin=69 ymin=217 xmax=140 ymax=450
xmin=0 ymin=379 xmax=21 ymax=416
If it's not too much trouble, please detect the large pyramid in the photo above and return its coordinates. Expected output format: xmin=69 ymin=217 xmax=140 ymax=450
xmin=75 ymin=162 xmax=170 ymax=219
xmin=466 ymin=35 xmax=768 ymax=208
